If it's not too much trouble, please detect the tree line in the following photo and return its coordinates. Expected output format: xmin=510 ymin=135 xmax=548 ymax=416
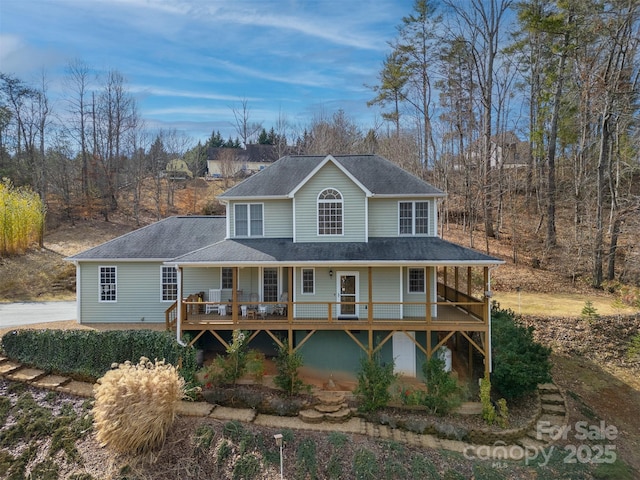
xmin=1 ymin=0 xmax=639 ymax=288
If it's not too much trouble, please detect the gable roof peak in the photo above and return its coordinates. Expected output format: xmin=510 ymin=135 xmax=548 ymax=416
xmin=219 ymin=154 xmax=445 ymax=199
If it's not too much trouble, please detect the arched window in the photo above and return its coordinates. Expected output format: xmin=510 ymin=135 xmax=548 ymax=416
xmin=318 ymin=188 xmax=343 ymax=235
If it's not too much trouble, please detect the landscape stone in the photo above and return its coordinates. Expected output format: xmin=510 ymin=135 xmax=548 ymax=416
xmin=540 ymin=393 xmax=565 ymax=405
xmin=542 ymin=403 xmax=566 ymax=414
xmin=57 ymin=381 xmax=94 ymax=397
xmin=209 ymin=406 xmax=256 ymax=423
xmin=0 ymin=361 xmax=22 ymax=375
xmin=299 ymin=409 xmax=325 ymax=424
xmin=7 ymin=367 xmax=45 ymax=382
xmin=32 ymin=375 xmax=70 ymax=389
xmin=324 ymin=408 xmax=352 ymax=423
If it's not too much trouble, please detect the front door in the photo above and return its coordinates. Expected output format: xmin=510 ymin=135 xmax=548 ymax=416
xmin=337 ymin=271 xmax=358 ymax=318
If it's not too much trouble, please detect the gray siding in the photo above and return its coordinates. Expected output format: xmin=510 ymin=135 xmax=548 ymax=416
xmin=264 ymin=199 xmax=293 ymax=237
xmin=227 ymin=199 xmax=293 ymax=238
xmin=294 ymin=163 xmax=367 ymax=242
xmin=79 ymin=262 xmax=169 ymax=324
xmin=369 ymin=197 xmax=437 ymax=237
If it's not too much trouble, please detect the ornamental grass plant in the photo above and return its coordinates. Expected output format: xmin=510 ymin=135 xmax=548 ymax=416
xmin=92 ymin=357 xmax=185 ymax=454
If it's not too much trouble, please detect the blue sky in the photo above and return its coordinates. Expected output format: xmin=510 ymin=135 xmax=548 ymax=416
xmin=1 ymin=0 xmax=415 ymax=144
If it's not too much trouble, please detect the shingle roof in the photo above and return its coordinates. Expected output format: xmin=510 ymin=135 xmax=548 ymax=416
xmin=219 ymin=155 xmax=445 ymax=199
xmin=67 ymin=216 xmax=227 ymax=261
xmin=170 ymin=237 xmax=501 ymax=266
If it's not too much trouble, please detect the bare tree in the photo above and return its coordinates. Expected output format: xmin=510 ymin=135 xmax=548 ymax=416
xmin=64 ymin=59 xmax=92 ymax=200
xmin=445 ymin=0 xmax=514 ymax=242
xmin=232 ymin=99 xmax=262 ymax=147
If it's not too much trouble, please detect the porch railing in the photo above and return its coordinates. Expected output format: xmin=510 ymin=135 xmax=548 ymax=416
xmin=172 ymin=298 xmax=486 ymax=328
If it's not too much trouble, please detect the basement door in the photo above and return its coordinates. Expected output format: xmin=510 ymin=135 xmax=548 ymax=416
xmin=393 ymin=332 xmax=416 ymax=377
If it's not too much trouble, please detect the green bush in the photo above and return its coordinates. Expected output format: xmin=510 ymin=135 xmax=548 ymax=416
xmin=273 ymin=343 xmax=307 ymax=396
xmin=479 ymin=374 xmax=496 ymax=425
xmin=491 ymin=307 xmax=552 ymax=399
xmin=421 ymin=354 xmax=463 ymax=415
xmin=0 ymin=329 xmax=197 ymax=384
xmin=354 ymin=354 xmax=397 ymax=413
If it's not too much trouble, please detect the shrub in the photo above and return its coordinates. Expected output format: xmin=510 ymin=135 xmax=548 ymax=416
xmin=273 ymin=343 xmax=307 ymax=396
xmin=201 ymin=330 xmax=250 ymax=386
xmin=296 ymin=438 xmax=318 ymax=479
xmin=480 ymin=375 xmax=496 ymax=425
xmin=92 ymin=357 xmax=185 ymax=453
xmin=245 ymin=349 xmax=266 ymax=383
xmin=0 ymin=329 xmax=197 ymax=385
xmin=421 ymin=354 xmax=463 ymax=415
xmin=354 ymin=354 xmax=397 ymax=413
xmin=581 ymin=301 xmax=600 ymax=320
xmin=491 ymin=307 xmax=552 ymax=399
xmin=496 ymin=398 xmax=509 ymax=428
xmin=627 ymin=333 xmax=640 ymax=361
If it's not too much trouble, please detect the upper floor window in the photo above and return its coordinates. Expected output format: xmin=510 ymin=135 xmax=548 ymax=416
xmin=235 ymin=203 xmax=263 ymax=236
xmin=161 ymin=266 xmax=177 ymax=301
xmin=399 ymin=201 xmax=429 ymax=235
xmin=318 ymin=188 xmax=343 ymax=235
xmin=99 ymin=266 xmax=117 ymax=302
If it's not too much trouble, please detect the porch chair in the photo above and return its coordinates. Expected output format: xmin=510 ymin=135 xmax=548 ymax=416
xmin=274 ymin=291 xmax=288 ymax=316
xmin=205 ymin=289 xmax=222 ymax=314
xmin=243 ymin=293 xmax=259 ymax=319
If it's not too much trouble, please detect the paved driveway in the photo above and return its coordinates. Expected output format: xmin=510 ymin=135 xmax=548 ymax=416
xmin=0 ymin=301 xmax=76 ymax=328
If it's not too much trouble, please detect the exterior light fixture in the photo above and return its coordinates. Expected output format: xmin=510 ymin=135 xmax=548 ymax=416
xmin=329 ymin=269 xmax=333 ymax=278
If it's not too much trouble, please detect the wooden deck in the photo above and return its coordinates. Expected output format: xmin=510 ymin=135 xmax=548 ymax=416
xmin=168 ymin=297 xmax=487 ymax=332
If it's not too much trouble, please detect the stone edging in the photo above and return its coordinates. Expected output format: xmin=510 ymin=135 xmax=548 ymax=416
xmin=0 ymin=357 xmax=568 ymax=461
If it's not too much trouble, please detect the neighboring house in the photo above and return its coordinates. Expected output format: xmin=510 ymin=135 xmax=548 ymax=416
xmin=206 ymin=144 xmax=282 ymax=178
xmin=458 ymin=131 xmax=529 ymax=170
xmin=68 ymin=154 xmax=503 ymax=380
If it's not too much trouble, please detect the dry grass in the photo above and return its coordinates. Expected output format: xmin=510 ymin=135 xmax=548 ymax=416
xmin=493 ymin=291 xmax=635 ymax=317
xmin=93 ymin=357 xmax=185 ymax=454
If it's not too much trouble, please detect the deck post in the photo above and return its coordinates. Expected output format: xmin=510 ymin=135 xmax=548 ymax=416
xmin=368 ymin=267 xmax=373 ymax=356
xmin=467 ymin=266 xmax=472 ymax=296
xmin=426 ymin=266 xmax=432 ymax=324
xmin=454 ymin=267 xmax=459 ymax=302
xmin=232 ymin=267 xmax=238 ymax=323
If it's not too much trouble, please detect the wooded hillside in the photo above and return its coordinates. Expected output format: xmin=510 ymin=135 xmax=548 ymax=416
xmin=1 ymin=1 xmax=638 ymax=292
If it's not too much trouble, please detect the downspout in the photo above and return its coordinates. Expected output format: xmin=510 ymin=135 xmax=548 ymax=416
xmin=175 ymin=265 xmax=186 ymax=346
xmin=486 ymin=264 xmax=499 ymax=373
xmin=74 ymin=261 xmax=81 ymax=324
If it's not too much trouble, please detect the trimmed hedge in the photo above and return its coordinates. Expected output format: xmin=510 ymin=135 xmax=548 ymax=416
xmin=0 ymin=329 xmax=197 ymax=383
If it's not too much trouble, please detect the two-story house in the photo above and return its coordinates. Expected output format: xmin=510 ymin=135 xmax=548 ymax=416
xmin=68 ymin=154 xmax=502 ymax=380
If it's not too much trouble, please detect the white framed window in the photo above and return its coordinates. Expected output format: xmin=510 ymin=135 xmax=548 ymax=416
xmin=408 ymin=268 xmax=425 ymax=293
xmin=318 ymin=188 xmax=343 ymax=235
xmin=399 ymin=201 xmax=429 ymax=235
xmin=221 ymin=267 xmax=233 ymax=289
xmin=161 ymin=266 xmax=178 ymax=301
xmin=263 ymin=268 xmax=278 ymax=302
xmin=99 ymin=266 xmax=117 ymax=302
xmin=235 ymin=203 xmax=263 ymax=236
xmin=301 ymin=268 xmax=315 ymax=294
